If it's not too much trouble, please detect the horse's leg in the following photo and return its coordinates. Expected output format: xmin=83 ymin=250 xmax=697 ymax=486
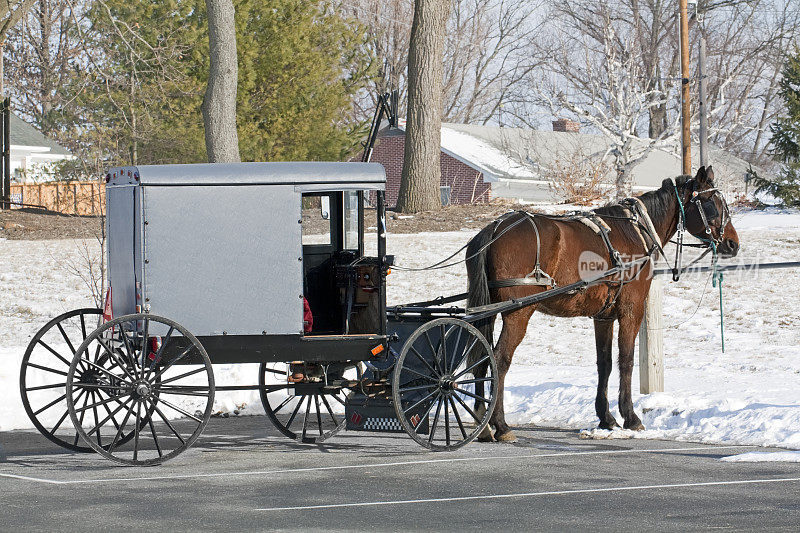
xmin=489 ymin=306 xmax=535 ymax=442
xmin=593 ymin=318 xmax=619 ymax=429
xmin=617 ymin=304 xmax=645 ymax=430
xmin=473 ymin=350 xmax=492 ymax=442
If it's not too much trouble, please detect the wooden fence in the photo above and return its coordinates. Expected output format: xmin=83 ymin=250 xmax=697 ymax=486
xmin=9 ymin=181 xmax=105 ymax=216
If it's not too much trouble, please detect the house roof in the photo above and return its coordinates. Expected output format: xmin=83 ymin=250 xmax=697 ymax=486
xmin=10 ymin=114 xmax=71 ymax=156
xmin=388 ymin=122 xmax=760 ymax=192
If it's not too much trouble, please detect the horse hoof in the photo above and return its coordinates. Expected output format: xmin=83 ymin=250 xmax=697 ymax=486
xmin=624 ymin=420 xmax=645 ymax=431
xmin=477 ymin=434 xmax=495 ymax=443
xmin=598 ymin=418 xmax=619 ymax=430
xmin=495 ymin=430 xmax=517 ymax=443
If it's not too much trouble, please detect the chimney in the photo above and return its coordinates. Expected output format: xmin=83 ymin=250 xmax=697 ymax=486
xmin=552 ymin=118 xmax=580 ymax=133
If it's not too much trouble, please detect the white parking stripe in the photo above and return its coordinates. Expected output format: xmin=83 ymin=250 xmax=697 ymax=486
xmin=255 ymin=477 xmax=800 ymax=512
xmin=0 ymin=444 xmax=749 ymax=485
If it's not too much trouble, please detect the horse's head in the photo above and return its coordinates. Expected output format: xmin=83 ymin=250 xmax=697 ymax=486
xmin=675 ymin=166 xmax=739 ymax=258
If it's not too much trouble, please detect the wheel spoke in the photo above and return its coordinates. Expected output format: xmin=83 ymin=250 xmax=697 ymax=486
xmin=404 ymin=388 xmax=439 ymax=415
xmin=86 ymin=348 xmax=136 ymax=383
xmin=159 ymin=366 xmax=206 ymax=385
xmin=286 ymin=396 xmax=305 ymax=427
xmin=147 ymin=406 xmax=163 ymax=458
xmin=449 ymin=396 xmax=468 ymax=439
xmin=32 ymin=392 xmax=67 ymax=416
xmin=152 ymin=345 xmax=196 ymax=381
xmin=96 ymin=389 xmax=122 ymax=433
xmin=85 ymin=395 xmax=134 ymax=438
xmin=74 ymin=389 xmax=90 ymax=446
xmin=73 ymin=382 xmax=128 ymax=391
xmin=133 ymin=400 xmax=142 ymax=461
xmin=72 ymin=391 xmax=131 ymax=414
xmin=423 ymin=330 xmax=444 ymax=375
xmin=428 ymin=395 xmax=444 ymax=443
xmin=50 ymin=388 xmax=85 ymax=435
xmin=398 ymin=365 xmax=439 ymax=383
xmin=151 ymin=401 xmax=186 ymax=445
xmin=157 ymin=397 xmax=204 ymax=423
xmin=26 ymin=362 xmax=68 ymax=377
xmin=455 ymin=377 xmax=495 ymax=386
xmin=398 ymin=383 xmax=438 ymax=393
xmin=80 ymin=313 xmax=87 ymax=339
xmin=271 ymin=394 xmax=296 ymax=415
xmin=108 ymin=398 xmax=137 ymax=452
xmin=448 ymin=326 xmax=464 ymax=373
xmin=56 ymin=323 xmax=77 ymax=355
xmin=453 ymin=354 xmax=489 ymax=381
xmin=262 ymin=366 xmax=288 ymax=376
xmin=409 ymin=345 xmax=439 ymax=377
xmin=157 ymin=388 xmax=214 ymax=397
xmin=26 ymin=382 xmax=66 ymax=392
xmin=301 ymin=396 xmax=312 ymax=441
xmin=444 ymin=396 xmax=451 ymax=447
xmin=119 ymin=327 xmax=140 ymax=380
xmin=36 ymin=340 xmax=72 ymax=367
xmin=145 ymin=326 xmax=174 ymax=378
xmin=320 ymin=394 xmax=339 ymax=427
xmin=314 ymin=395 xmax=323 ymax=436
xmin=438 ymin=324 xmax=448 ymax=374
xmin=451 ymin=337 xmax=479 ymax=377
xmin=452 ymin=390 xmax=483 ymax=423
xmin=454 ymin=386 xmax=491 ymax=404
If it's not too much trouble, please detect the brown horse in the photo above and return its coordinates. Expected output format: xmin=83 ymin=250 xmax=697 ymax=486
xmin=465 ymin=166 xmax=739 ymax=442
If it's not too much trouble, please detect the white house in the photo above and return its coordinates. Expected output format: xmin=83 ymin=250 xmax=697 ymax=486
xmin=10 ymin=114 xmax=72 ymax=182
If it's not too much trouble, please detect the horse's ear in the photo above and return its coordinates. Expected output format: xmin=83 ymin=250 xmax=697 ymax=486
xmin=706 ymin=165 xmax=715 ymax=183
xmin=695 ymin=166 xmax=708 ymax=184
xmin=662 ymin=178 xmax=675 ymax=189
xmin=674 ymin=175 xmax=689 ymax=188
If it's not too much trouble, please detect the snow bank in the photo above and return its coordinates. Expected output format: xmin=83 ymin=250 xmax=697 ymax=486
xmin=720 ymin=451 xmax=800 ymax=462
xmin=2 ymin=208 xmax=800 ymax=451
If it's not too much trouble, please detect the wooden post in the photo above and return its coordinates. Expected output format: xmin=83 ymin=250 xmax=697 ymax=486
xmin=679 ymin=0 xmax=692 ymax=175
xmin=698 ymin=35 xmax=709 ymax=168
xmin=639 ymin=277 xmax=664 ymax=393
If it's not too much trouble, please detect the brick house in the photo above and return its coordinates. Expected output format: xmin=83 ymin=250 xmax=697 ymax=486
xmin=370 ymin=126 xmax=494 ymax=207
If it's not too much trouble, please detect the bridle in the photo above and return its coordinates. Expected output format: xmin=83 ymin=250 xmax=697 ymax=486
xmin=670 ymin=177 xmax=731 ymax=281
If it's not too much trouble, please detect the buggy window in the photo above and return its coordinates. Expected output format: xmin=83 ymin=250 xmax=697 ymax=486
xmin=301 ymin=194 xmax=333 ymax=246
xmin=343 ymin=191 xmax=360 ymax=250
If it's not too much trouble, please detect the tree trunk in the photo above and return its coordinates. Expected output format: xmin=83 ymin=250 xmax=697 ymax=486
xmin=396 ymin=0 xmax=450 ymax=213
xmin=202 ymin=0 xmax=240 ymax=163
xmin=615 ymin=165 xmax=631 ymax=200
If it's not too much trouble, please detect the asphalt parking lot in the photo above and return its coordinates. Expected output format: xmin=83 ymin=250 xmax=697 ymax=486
xmin=2 ymin=416 xmax=799 ymax=532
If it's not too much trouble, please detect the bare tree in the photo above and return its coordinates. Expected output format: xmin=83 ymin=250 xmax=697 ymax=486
xmin=202 ymin=0 xmax=240 ymax=163
xmin=396 ymin=0 xmax=450 ymax=213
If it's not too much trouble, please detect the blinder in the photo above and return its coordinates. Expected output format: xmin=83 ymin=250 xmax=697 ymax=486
xmin=682 ymin=187 xmax=729 ymax=241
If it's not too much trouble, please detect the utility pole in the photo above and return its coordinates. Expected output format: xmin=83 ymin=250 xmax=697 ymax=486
xmin=679 ymin=0 xmax=692 ymax=175
xmin=698 ymin=34 xmax=709 ymax=168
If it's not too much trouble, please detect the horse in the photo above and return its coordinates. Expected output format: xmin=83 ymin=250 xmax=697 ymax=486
xmin=465 ymin=166 xmax=739 ymax=442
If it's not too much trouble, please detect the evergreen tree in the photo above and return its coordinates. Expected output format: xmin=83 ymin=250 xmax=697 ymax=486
xmin=755 ymin=49 xmax=800 ymax=206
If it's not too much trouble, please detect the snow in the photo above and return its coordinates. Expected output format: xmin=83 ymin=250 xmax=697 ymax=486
xmin=2 ymin=207 xmax=800 ymax=452
xmin=721 ymin=451 xmax=800 ymax=463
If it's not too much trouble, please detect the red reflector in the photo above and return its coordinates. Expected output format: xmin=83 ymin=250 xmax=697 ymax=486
xmin=102 ymin=288 xmax=113 ymax=323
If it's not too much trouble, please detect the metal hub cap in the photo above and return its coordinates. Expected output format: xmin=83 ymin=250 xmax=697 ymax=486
xmin=440 ymin=378 xmax=455 ymax=393
xmin=133 ymin=381 xmax=151 ymax=398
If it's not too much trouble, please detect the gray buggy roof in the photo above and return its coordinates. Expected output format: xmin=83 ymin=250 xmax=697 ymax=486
xmin=107 ymin=162 xmax=386 ymax=188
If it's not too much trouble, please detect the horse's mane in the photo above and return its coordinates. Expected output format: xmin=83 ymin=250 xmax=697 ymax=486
xmin=593 ymin=177 xmax=684 ymax=244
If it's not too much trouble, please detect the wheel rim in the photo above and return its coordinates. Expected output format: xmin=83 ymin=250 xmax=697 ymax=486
xmin=19 ymin=308 xmax=147 ymax=452
xmin=392 ymin=318 xmax=497 ymax=451
xmin=66 ymin=313 xmax=214 ymax=465
xmin=259 ymin=362 xmax=349 ymax=444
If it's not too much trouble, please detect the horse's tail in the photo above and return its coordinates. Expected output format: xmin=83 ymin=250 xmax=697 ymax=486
xmin=466 ymin=223 xmax=495 ymax=355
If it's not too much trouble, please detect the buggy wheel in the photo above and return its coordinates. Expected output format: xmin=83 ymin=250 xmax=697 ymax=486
xmin=20 ymin=308 xmax=146 ymax=452
xmin=392 ymin=318 xmax=497 ymax=451
xmin=258 ymin=362 xmax=348 ymax=444
xmin=66 ymin=313 xmax=214 ymax=465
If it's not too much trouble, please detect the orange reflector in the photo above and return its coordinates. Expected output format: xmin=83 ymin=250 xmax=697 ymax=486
xmin=371 ymin=344 xmax=384 ymax=356
xmin=386 ymin=268 xmax=391 ymax=275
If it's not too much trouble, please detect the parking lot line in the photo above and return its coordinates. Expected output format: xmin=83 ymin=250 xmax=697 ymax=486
xmin=0 ymin=444 xmax=749 ymax=485
xmin=255 ymin=477 xmax=800 ymax=512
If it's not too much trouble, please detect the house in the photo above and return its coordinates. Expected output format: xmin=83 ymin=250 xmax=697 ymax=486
xmin=9 ymin=114 xmax=72 ymax=182
xmin=372 ymin=119 xmax=757 ymax=206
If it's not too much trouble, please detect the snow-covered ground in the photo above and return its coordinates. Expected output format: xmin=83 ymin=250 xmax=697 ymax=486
xmin=2 ymin=208 xmax=800 ymax=458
